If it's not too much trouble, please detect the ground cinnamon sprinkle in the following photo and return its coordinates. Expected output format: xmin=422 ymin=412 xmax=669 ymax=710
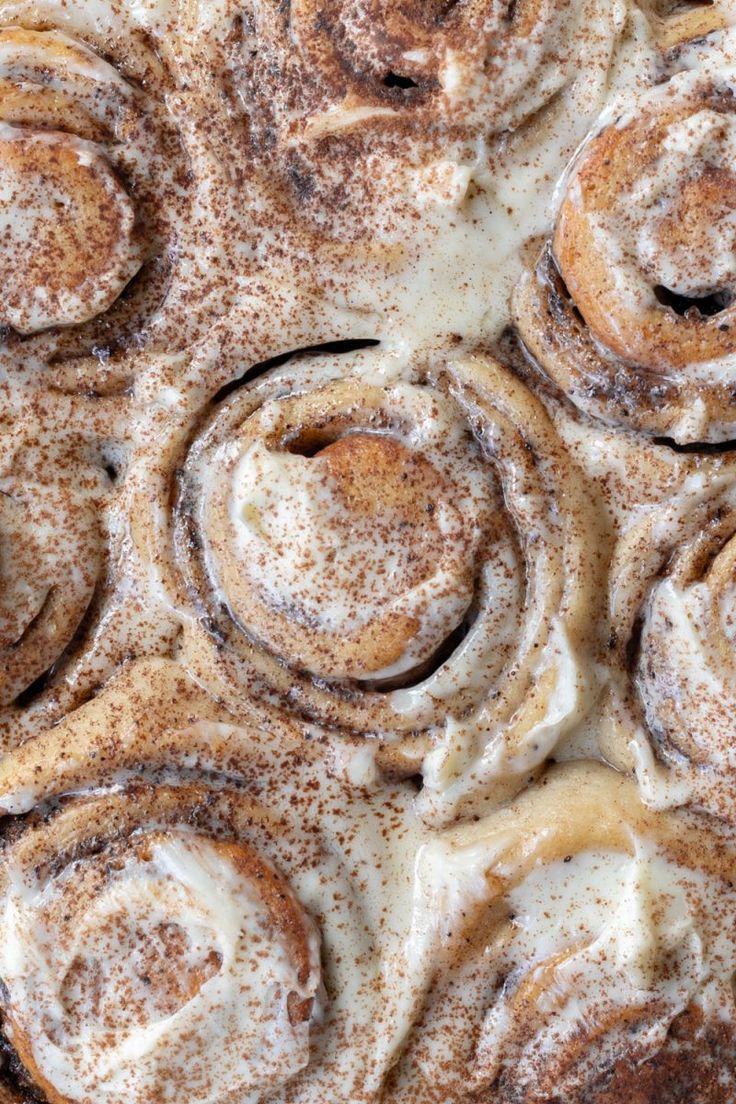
xmin=1 ymin=2 xmax=736 ymax=1103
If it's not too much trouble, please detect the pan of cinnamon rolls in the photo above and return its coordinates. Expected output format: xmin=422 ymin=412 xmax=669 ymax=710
xmin=3 ymin=1 xmax=736 ymax=1102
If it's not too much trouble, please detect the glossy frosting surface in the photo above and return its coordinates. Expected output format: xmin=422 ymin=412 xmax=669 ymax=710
xmin=1 ymin=1 xmax=736 ymax=1103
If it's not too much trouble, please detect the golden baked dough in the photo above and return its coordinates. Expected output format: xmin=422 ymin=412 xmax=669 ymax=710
xmin=0 ymin=657 xmax=423 ymax=1104
xmin=390 ymin=762 xmax=736 ymax=1103
xmin=0 ymin=15 xmax=228 ymax=394
xmin=1 ymin=0 xmax=736 ymax=1102
xmin=514 ymin=71 xmax=736 ymax=443
xmin=598 ymin=461 xmax=736 ymax=823
xmin=151 ymin=348 xmax=600 ymax=819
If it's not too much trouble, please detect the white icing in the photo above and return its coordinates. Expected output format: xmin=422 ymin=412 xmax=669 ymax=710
xmin=0 ymin=123 xmax=140 ymax=333
xmin=225 ymin=437 xmax=474 ymax=680
xmin=400 ymin=821 xmax=736 ymax=1098
xmin=0 ymin=833 xmax=320 ymax=1104
xmin=2 ymin=2 xmax=736 ymax=1102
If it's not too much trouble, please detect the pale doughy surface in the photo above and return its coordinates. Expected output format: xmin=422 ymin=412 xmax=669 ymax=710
xmin=1 ymin=1 xmax=736 ymax=1103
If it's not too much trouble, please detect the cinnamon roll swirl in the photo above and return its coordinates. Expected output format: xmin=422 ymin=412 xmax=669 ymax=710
xmin=0 ymin=387 xmax=120 ymax=744
xmin=139 ymin=345 xmax=601 ymax=822
xmin=602 ymin=462 xmax=736 ymax=823
xmin=0 ymin=657 xmax=424 ymax=1104
xmin=173 ymin=0 xmax=625 ymax=345
xmin=0 ymin=5 xmax=210 ymax=393
xmin=514 ymin=69 xmax=736 ymax=444
xmin=390 ymin=761 xmax=736 ymax=1104
xmin=195 ymin=0 xmax=612 ymax=136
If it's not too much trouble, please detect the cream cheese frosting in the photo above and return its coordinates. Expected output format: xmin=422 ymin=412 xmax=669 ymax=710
xmin=0 ymin=1 xmax=736 ymax=1103
xmin=0 ymin=831 xmax=321 ymax=1104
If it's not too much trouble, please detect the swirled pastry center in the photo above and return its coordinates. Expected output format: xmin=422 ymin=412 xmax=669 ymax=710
xmin=288 ymin=0 xmax=529 ymax=106
xmin=400 ymin=764 xmax=736 ymax=1099
xmin=587 ymin=109 xmax=736 ymax=315
xmin=547 ymin=77 xmax=736 ymax=385
xmin=206 ymin=419 xmax=486 ymax=681
xmin=634 ymin=112 xmax=736 ymax=299
xmin=0 ymin=124 xmax=141 ymax=333
xmin=189 ymin=368 xmax=500 ymax=688
xmin=0 ymin=829 xmax=320 ymax=1104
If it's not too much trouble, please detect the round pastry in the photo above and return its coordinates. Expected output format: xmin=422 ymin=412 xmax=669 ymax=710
xmin=128 ymin=341 xmax=601 ymax=823
xmin=601 ymin=462 xmax=736 ymax=822
xmin=514 ymin=69 xmax=736 ymax=444
xmin=0 ymin=28 xmax=146 ymax=336
xmin=0 ymin=7 xmax=222 ymax=393
xmin=0 ymin=284 xmax=377 ymax=748
xmin=389 ymin=761 xmax=736 ymax=1104
xmin=172 ymin=0 xmax=625 ymax=343
xmin=0 ymin=657 xmax=424 ymax=1104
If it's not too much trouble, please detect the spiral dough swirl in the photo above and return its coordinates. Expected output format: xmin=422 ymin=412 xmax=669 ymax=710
xmin=0 ymin=10 xmax=201 ymax=392
xmin=390 ymin=762 xmax=736 ymax=1104
xmin=0 ymin=657 xmax=424 ymax=1104
xmin=141 ymin=347 xmax=602 ymax=823
xmin=599 ymin=464 xmax=736 ymax=823
xmin=514 ymin=71 xmax=736 ymax=444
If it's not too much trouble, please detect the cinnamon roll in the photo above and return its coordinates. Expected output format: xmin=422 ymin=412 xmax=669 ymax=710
xmin=0 ymin=4 xmax=215 ymax=393
xmin=188 ymin=0 xmax=614 ymax=137
xmin=514 ymin=69 xmax=736 ymax=444
xmin=172 ymin=0 xmax=626 ymax=346
xmin=1 ymin=286 xmax=380 ymax=746
xmin=390 ymin=761 xmax=736 ymax=1103
xmin=601 ymin=462 xmax=736 ymax=823
xmin=0 ymin=657 xmax=424 ymax=1104
xmin=0 ymin=387 xmax=120 ymax=743
xmin=135 ymin=343 xmax=600 ymax=822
